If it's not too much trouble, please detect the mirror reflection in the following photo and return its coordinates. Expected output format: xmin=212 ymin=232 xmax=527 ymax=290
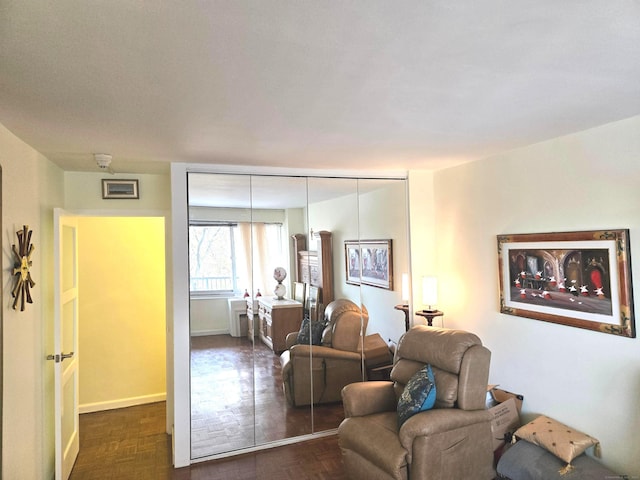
xmin=188 ymin=172 xmax=410 ymax=460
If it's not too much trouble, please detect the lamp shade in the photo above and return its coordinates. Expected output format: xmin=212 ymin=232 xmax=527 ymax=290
xmin=422 ymin=276 xmax=438 ymax=310
xmin=401 ymin=273 xmax=410 ymax=303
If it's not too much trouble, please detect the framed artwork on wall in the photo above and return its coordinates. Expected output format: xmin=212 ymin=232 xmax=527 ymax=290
xmin=497 ymin=229 xmax=635 ymax=338
xmin=344 ymin=240 xmax=361 ymax=285
xmin=344 ymin=239 xmax=393 ymax=290
xmin=102 ymin=179 xmax=139 ymax=199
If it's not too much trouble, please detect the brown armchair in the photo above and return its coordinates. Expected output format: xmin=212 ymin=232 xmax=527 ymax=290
xmin=279 ymin=299 xmax=368 ymax=407
xmin=338 ymin=325 xmax=494 ymax=480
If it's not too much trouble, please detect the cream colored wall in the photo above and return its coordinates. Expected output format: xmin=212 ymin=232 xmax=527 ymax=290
xmin=65 ymin=172 xmax=171 ymax=211
xmin=190 ymin=297 xmax=230 ymax=335
xmin=0 ymin=123 xmax=65 ymax=479
xmin=307 ymin=180 xmax=409 ymax=343
xmin=429 ymin=115 xmax=640 ymax=475
xmin=407 ymin=170 xmax=437 ymax=316
xmin=358 ymin=181 xmax=410 ymax=343
xmin=77 ymin=217 xmax=166 ymax=411
xmin=307 ymin=189 xmax=361 ymax=304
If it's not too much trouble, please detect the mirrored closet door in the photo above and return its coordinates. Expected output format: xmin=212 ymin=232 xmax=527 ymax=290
xmin=187 ymin=172 xmax=411 ymax=460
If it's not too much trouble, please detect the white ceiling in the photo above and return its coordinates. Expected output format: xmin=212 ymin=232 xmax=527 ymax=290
xmin=1 ymin=1 xmax=639 ymax=175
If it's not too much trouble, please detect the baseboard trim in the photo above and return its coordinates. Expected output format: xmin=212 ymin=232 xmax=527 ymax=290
xmin=190 ymin=328 xmax=228 ymax=337
xmin=79 ymin=393 xmax=167 ymax=414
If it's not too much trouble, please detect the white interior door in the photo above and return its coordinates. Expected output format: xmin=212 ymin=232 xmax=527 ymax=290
xmin=51 ymin=210 xmax=80 ymax=480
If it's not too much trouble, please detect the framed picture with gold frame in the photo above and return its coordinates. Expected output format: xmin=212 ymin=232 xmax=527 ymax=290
xmin=497 ymin=229 xmax=635 ymax=338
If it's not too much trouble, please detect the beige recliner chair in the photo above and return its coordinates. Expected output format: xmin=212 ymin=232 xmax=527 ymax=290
xmin=280 ymin=299 xmax=368 ymax=407
xmin=338 ymin=325 xmax=494 ymax=480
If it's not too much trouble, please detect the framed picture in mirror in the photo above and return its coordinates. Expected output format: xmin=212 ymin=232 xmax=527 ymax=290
xmin=360 ymin=240 xmax=393 ymax=290
xmin=344 ymin=240 xmax=361 ymax=285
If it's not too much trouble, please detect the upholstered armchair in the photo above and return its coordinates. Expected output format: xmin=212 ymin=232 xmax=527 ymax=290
xmin=280 ymin=299 xmax=368 ymax=407
xmin=338 ymin=326 xmax=494 ymax=480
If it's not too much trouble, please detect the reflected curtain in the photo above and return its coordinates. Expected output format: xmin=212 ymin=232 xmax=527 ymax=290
xmin=236 ymin=222 xmax=252 ymax=295
xmin=236 ymin=222 xmax=284 ymax=297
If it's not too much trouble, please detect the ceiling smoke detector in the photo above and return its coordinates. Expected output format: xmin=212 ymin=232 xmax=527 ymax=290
xmin=94 ymin=153 xmax=112 ymax=169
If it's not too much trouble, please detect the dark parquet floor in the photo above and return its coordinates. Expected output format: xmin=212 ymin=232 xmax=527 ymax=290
xmin=191 ymin=334 xmax=345 ymax=458
xmin=70 ymin=334 xmax=348 ymax=479
xmin=69 ymin=401 xmax=347 ymax=480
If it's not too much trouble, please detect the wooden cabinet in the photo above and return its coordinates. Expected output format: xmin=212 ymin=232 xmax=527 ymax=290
xmin=245 ymin=298 xmax=259 ymax=343
xmin=256 ymin=297 xmax=303 ymax=353
xmin=291 ymin=230 xmax=334 ymax=307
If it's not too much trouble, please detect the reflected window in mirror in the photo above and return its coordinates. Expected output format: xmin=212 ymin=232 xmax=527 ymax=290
xmin=188 ymin=221 xmax=285 ymax=297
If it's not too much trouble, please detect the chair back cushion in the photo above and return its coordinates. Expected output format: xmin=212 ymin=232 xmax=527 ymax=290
xmin=321 ymin=299 xmax=369 ymax=352
xmin=391 ymin=326 xmax=490 ymax=410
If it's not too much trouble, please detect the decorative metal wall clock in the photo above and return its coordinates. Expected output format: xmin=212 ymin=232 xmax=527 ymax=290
xmin=11 ymin=225 xmax=36 ymax=311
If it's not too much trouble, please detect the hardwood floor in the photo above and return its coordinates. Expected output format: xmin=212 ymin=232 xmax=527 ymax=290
xmin=190 ymin=334 xmax=345 ymax=458
xmin=69 ymin=402 xmax=347 ymax=480
xmin=69 ymin=402 xmax=173 ymax=480
xmin=70 ymin=334 xmax=348 ymax=479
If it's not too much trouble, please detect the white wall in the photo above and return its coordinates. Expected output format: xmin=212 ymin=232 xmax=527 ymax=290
xmin=431 ymin=115 xmax=640 ymax=475
xmin=307 ymin=186 xmax=361 ymax=304
xmin=64 ymin=171 xmax=171 ymax=212
xmin=0 ymin=123 xmax=65 ymax=479
xmin=358 ymin=181 xmax=410 ymax=344
xmin=307 ymin=179 xmax=409 ymax=344
xmin=407 ymin=170 xmax=437 ymax=316
xmin=190 ymin=297 xmax=231 ymax=335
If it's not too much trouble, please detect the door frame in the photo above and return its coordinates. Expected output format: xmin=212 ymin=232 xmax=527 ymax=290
xmin=52 ymin=208 xmax=171 ymax=473
xmin=52 ymin=210 xmax=80 ymax=480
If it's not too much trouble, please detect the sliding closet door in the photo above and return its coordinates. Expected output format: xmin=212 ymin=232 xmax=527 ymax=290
xmin=187 ymin=173 xmax=257 ymax=458
xmin=357 ymin=178 xmax=410 ymax=346
xmin=306 ymin=177 xmax=362 ymax=432
xmin=249 ymin=175 xmax=313 ymax=444
xmin=186 ymin=172 xmax=411 ymax=460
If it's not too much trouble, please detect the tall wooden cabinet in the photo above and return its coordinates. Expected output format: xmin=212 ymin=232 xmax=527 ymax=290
xmin=291 ymin=230 xmax=334 ymax=307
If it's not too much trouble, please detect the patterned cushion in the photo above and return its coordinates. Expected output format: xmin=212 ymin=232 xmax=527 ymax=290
xmin=397 ymin=364 xmax=436 ymax=427
xmin=296 ymin=316 xmax=325 ymax=345
xmin=513 ymin=415 xmax=600 ymax=470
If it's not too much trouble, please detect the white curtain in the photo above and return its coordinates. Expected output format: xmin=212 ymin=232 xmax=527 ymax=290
xmin=236 ymin=222 xmax=285 ymax=297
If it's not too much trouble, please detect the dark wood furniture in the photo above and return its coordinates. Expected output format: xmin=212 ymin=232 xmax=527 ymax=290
xmin=415 ymin=309 xmax=444 ymax=327
xmin=394 ymin=304 xmax=411 ymax=331
xmin=291 ymin=231 xmax=334 ymax=308
xmin=256 ymin=296 xmax=303 ymax=353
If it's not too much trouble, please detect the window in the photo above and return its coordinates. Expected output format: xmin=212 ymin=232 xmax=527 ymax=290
xmin=188 ymin=221 xmax=285 ymax=296
xmin=189 ymin=223 xmax=239 ymax=294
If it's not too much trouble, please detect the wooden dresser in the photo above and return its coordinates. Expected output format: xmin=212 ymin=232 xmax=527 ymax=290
xmin=245 ymin=297 xmax=259 ymax=343
xmin=252 ymin=296 xmax=302 ymax=353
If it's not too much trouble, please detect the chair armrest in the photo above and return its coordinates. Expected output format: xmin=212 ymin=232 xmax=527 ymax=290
xmin=341 ymin=381 xmax=397 ymax=418
xmin=398 ymin=408 xmax=492 ymax=452
xmin=285 ymin=332 xmax=299 ymax=349
xmin=289 ymin=344 xmax=362 ymax=362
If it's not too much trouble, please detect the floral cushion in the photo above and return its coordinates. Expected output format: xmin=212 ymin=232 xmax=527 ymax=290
xmin=397 ymin=364 xmax=436 ymax=427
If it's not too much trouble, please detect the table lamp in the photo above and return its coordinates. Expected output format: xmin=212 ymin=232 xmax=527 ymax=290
xmin=416 ymin=276 xmax=443 ymax=326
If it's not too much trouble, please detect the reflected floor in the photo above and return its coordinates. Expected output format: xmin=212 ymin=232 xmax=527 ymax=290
xmin=190 ymin=335 xmax=344 ymax=459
